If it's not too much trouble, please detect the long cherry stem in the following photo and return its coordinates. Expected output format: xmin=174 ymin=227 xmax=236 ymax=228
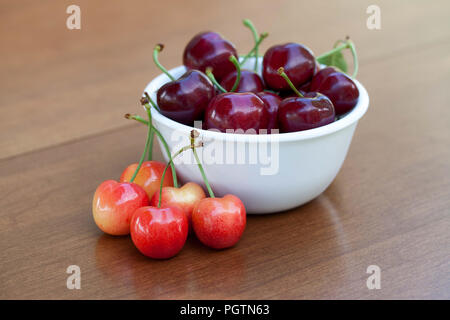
xmin=129 ymin=107 xmax=153 ymax=183
xmin=243 ymin=19 xmax=259 ymax=71
xmin=228 ymin=55 xmax=241 ymax=92
xmin=125 ymin=113 xmax=178 ymax=188
xmin=190 ymin=130 xmax=215 ymax=198
xmin=316 ymin=38 xmax=359 ymax=78
xmin=143 ymin=92 xmax=157 ymax=160
xmin=157 ymin=145 xmax=191 ymax=208
xmin=157 ymin=142 xmax=203 ymax=208
xmin=239 ymin=32 xmax=268 ymax=66
xmin=145 ymin=92 xmax=160 ymax=111
xmin=205 ymin=67 xmax=227 ymax=93
xmin=153 ymin=44 xmax=175 ymax=81
xmin=277 ymin=67 xmax=304 ymax=98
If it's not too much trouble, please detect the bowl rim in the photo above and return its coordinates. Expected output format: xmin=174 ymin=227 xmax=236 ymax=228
xmin=143 ymin=63 xmax=369 ymax=142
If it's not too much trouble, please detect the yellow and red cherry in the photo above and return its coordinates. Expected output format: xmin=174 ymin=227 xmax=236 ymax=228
xmin=192 ymin=195 xmax=246 ymax=250
xmin=92 ymin=180 xmax=149 ymax=236
xmin=120 ymin=161 xmax=173 ymax=200
xmin=150 ymin=182 xmax=206 ymax=230
xmin=130 ymin=206 xmax=188 ymax=259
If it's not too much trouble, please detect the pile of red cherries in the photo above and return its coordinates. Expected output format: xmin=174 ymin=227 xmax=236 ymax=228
xmin=92 ymin=20 xmax=360 ymax=260
xmin=156 ymin=20 xmax=360 ymax=133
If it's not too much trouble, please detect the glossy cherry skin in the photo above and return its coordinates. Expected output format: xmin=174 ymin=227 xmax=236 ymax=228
xmin=150 ymin=182 xmax=206 ymax=231
xmin=220 ymin=70 xmax=265 ymax=93
xmin=92 ymin=180 xmax=149 ymax=236
xmin=310 ymin=67 xmax=359 ymax=115
xmin=192 ymin=194 xmax=246 ymax=249
xmin=297 ymin=61 xmax=321 ymax=92
xmin=183 ymin=32 xmax=238 ymax=81
xmin=278 ymin=92 xmax=335 ymax=133
xmin=256 ymin=92 xmax=282 ymax=130
xmin=157 ymin=70 xmax=215 ymax=125
xmin=263 ymin=43 xmax=316 ymax=91
xmin=204 ymin=92 xmax=269 ymax=133
xmin=120 ymin=161 xmax=173 ymax=200
xmin=130 ymin=206 xmax=188 ymax=259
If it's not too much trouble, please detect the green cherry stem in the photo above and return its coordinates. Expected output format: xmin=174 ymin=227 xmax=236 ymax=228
xmin=190 ymin=130 xmax=215 ymax=198
xmin=129 ymin=106 xmax=153 ymax=183
xmin=243 ymin=19 xmax=259 ymax=71
xmin=153 ymin=44 xmax=175 ymax=81
xmin=125 ymin=113 xmax=178 ymax=188
xmin=348 ymin=40 xmax=358 ymax=78
xmin=277 ymin=67 xmax=304 ymax=98
xmin=316 ymin=42 xmax=348 ymax=61
xmin=157 ymin=144 xmax=191 ymax=207
xmin=205 ymin=67 xmax=227 ymax=93
xmin=144 ymin=92 xmax=160 ymax=111
xmin=316 ymin=38 xmax=359 ymax=78
xmin=228 ymin=55 xmax=241 ymax=92
xmin=143 ymin=92 xmax=159 ymax=160
xmin=140 ymin=95 xmax=154 ymax=161
xmin=239 ymin=32 xmax=268 ymax=66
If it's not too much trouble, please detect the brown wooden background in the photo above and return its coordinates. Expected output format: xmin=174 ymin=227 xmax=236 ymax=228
xmin=1 ymin=0 xmax=449 ymax=299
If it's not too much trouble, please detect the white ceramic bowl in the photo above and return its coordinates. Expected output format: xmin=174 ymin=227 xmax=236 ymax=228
xmin=144 ymin=58 xmax=369 ymax=214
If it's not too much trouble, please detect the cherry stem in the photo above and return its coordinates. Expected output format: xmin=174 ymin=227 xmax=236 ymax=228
xmin=243 ymin=19 xmax=259 ymax=72
xmin=153 ymin=44 xmax=175 ymax=81
xmin=157 ymin=144 xmax=200 ymax=208
xmin=228 ymin=55 xmax=241 ymax=92
xmin=348 ymin=40 xmax=358 ymax=78
xmin=129 ymin=106 xmax=153 ymax=183
xmin=240 ymin=32 xmax=268 ymax=66
xmin=277 ymin=67 xmax=304 ymax=98
xmin=316 ymin=38 xmax=359 ymax=78
xmin=205 ymin=67 xmax=227 ymax=93
xmin=125 ymin=113 xmax=178 ymax=188
xmin=190 ymin=130 xmax=215 ymax=198
xmin=144 ymin=92 xmax=160 ymax=111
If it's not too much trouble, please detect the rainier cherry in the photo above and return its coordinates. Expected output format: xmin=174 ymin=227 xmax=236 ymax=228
xmin=263 ymin=43 xmax=316 ymax=91
xmin=192 ymin=195 xmax=246 ymax=249
xmin=189 ymin=131 xmax=247 ymax=249
xmin=92 ymin=180 xmax=149 ymax=236
xmin=310 ymin=66 xmax=359 ymax=115
xmin=277 ymin=68 xmax=335 ymax=132
xmin=151 ymin=182 xmax=206 ymax=230
xmin=130 ymin=205 xmax=188 ymax=259
xmin=183 ymin=32 xmax=238 ymax=81
xmin=120 ymin=161 xmax=173 ymax=200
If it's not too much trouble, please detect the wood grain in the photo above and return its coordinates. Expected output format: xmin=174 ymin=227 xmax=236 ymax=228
xmin=0 ymin=0 xmax=449 ymax=299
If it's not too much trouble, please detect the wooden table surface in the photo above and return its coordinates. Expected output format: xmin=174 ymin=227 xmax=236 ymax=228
xmin=1 ymin=0 xmax=449 ymax=299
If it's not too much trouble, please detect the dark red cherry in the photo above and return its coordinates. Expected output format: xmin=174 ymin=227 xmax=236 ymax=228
xmin=297 ymin=61 xmax=321 ymax=92
xmin=256 ymin=92 xmax=282 ymax=130
xmin=278 ymin=92 xmax=335 ymax=133
xmin=204 ymin=92 xmax=269 ymax=133
xmin=183 ymin=32 xmax=238 ymax=81
xmin=157 ymin=70 xmax=215 ymax=125
xmin=310 ymin=67 xmax=359 ymax=115
xmin=220 ymin=70 xmax=265 ymax=93
xmin=262 ymin=43 xmax=316 ymax=91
